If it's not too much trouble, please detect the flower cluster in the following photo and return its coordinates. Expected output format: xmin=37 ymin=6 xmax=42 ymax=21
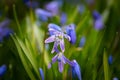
xmin=45 ymin=23 xmax=81 ymax=79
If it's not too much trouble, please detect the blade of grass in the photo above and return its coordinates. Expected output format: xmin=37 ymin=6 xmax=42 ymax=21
xmin=11 ymin=35 xmax=36 ymax=80
xmin=15 ymin=36 xmax=40 ymax=79
xmin=103 ymin=49 xmax=110 ymax=80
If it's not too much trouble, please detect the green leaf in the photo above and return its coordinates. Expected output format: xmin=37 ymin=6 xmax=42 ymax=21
xmin=11 ymin=35 xmax=36 ymax=80
xmin=15 ymin=36 xmax=40 ymax=79
xmin=103 ymin=49 xmax=110 ymax=80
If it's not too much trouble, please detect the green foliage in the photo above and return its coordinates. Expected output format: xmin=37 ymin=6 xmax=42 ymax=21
xmin=0 ymin=0 xmax=120 ymax=80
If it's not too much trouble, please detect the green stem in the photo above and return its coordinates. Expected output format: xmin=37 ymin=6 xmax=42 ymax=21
xmin=13 ymin=5 xmax=22 ymax=37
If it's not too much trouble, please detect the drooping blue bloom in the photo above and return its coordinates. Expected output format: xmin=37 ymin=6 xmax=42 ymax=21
xmin=0 ymin=65 xmax=7 ymax=77
xmin=66 ymin=24 xmax=76 ymax=44
xmin=45 ymin=1 xmax=62 ymax=15
xmin=79 ymin=36 xmax=86 ymax=47
xmin=48 ymin=52 xmax=74 ymax=73
xmin=71 ymin=60 xmax=82 ymax=80
xmin=113 ymin=77 xmax=119 ymax=80
xmin=92 ymin=10 xmax=104 ymax=30
xmin=77 ymin=4 xmax=85 ymax=14
xmin=45 ymin=23 xmax=71 ymax=53
xmin=60 ymin=12 xmax=67 ymax=25
xmin=0 ymin=19 xmax=13 ymax=42
xmin=23 ymin=0 xmax=39 ymax=9
xmin=39 ymin=68 xmax=44 ymax=80
xmin=108 ymin=55 xmax=113 ymax=65
xmin=35 ymin=8 xmax=53 ymax=22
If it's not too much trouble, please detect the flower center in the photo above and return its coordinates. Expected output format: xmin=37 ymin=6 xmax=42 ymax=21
xmin=55 ymin=32 xmax=63 ymax=41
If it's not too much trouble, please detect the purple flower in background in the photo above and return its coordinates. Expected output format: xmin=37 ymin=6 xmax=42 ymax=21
xmin=45 ymin=1 xmax=62 ymax=15
xmin=48 ymin=52 xmax=74 ymax=73
xmin=108 ymin=55 xmax=113 ymax=65
xmin=45 ymin=24 xmax=71 ymax=53
xmin=23 ymin=0 xmax=39 ymax=9
xmin=39 ymin=68 xmax=44 ymax=80
xmin=77 ymin=4 xmax=85 ymax=14
xmin=0 ymin=19 xmax=13 ymax=42
xmin=92 ymin=10 xmax=104 ymax=30
xmin=0 ymin=65 xmax=7 ymax=77
xmin=35 ymin=8 xmax=53 ymax=22
xmin=60 ymin=12 xmax=67 ymax=25
xmin=66 ymin=24 xmax=76 ymax=44
xmin=71 ymin=60 xmax=82 ymax=80
xmin=79 ymin=36 xmax=86 ymax=47
xmin=113 ymin=77 xmax=119 ymax=80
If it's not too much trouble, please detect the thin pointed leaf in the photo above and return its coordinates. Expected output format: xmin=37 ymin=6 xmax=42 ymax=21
xmin=15 ymin=36 xmax=40 ymax=79
xmin=103 ymin=49 xmax=110 ymax=80
xmin=11 ymin=35 xmax=36 ymax=80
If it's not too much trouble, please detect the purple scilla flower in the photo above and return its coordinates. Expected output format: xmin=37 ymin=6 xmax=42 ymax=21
xmin=35 ymin=8 xmax=53 ymax=22
xmin=77 ymin=4 xmax=85 ymax=14
xmin=48 ymin=52 xmax=74 ymax=73
xmin=92 ymin=10 xmax=104 ymax=30
xmin=108 ymin=55 xmax=113 ymax=65
xmin=79 ymin=36 xmax=86 ymax=47
xmin=0 ymin=65 xmax=7 ymax=77
xmin=0 ymin=19 xmax=13 ymax=42
xmin=45 ymin=1 xmax=62 ymax=15
xmin=60 ymin=12 xmax=67 ymax=25
xmin=66 ymin=24 xmax=76 ymax=44
xmin=0 ymin=19 xmax=10 ymax=28
xmin=39 ymin=68 xmax=44 ymax=80
xmin=71 ymin=60 xmax=82 ymax=80
xmin=23 ymin=0 xmax=39 ymax=9
xmin=113 ymin=77 xmax=119 ymax=80
xmin=45 ymin=23 xmax=71 ymax=53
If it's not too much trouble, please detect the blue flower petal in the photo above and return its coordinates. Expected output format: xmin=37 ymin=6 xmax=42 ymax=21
xmin=94 ymin=18 xmax=104 ymax=30
xmin=51 ymin=42 xmax=59 ymax=53
xmin=108 ymin=55 xmax=113 ymax=65
xmin=92 ymin=10 xmax=104 ymax=30
xmin=45 ymin=35 xmax=55 ymax=43
xmin=113 ymin=77 xmax=119 ymax=80
xmin=66 ymin=24 xmax=76 ymax=44
xmin=48 ymin=23 xmax=62 ymax=35
xmin=25 ymin=1 xmax=39 ymax=9
xmin=92 ymin=10 xmax=101 ymax=20
xmin=60 ymin=13 xmax=67 ymax=25
xmin=35 ymin=8 xmax=53 ymax=22
xmin=72 ymin=60 xmax=82 ymax=80
xmin=45 ymin=1 xmax=62 ymax=15
xmin=39 ymin=68 xmax=44 ymax=80
xmin=0 ymin=19 xmax=13 ymax=42
xmin=79 ymin=36 xmax=86 ymax=47
xmin=0 ymin=65 xmax=7 ymax=77
xmin=60 ymin=39 xmax=65 ymax=52
xmin=52 ymin=54 xmax=58 ymax=63
xmin=58 ymin=61 xmax=64 ymax=73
